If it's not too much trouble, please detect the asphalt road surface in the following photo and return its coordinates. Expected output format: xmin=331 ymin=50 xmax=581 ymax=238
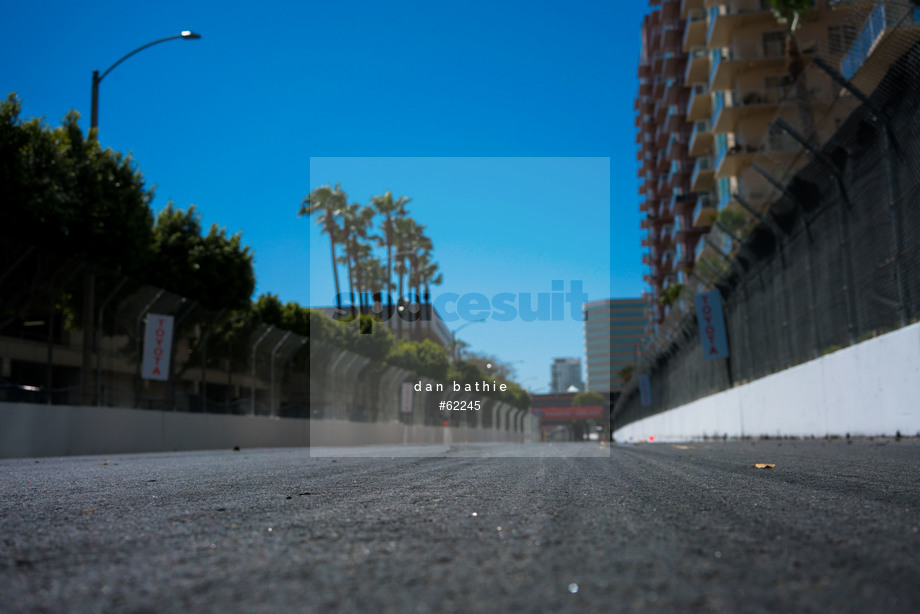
xmin=2 ymin=439 xmax=919 ymax=613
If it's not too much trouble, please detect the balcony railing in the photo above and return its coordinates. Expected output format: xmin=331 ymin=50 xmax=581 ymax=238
xmin=690 ymin=119 xmax=711 ymax=148
xmin=691 ymin=155 xmax=713 ymax=187
xmin=841 ymin=3 xmax=920 ymax=80
xmin=722 ymin=0 xmax=771 ymax=16
xmin=686 ymin=81 xmax=708 ymax=115
xmin=692 ymin=192 xmax=716 ymax=228
xmin=710 ymin=40 xmax=786 ymax=82
xmin=694 ymin=234 xmax=706 ymax=261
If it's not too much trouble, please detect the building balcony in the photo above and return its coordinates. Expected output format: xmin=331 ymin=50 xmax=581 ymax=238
xmin=661 ymin=19 xmax=685 ymax=51
xmin=690 ymin=155 xmax=715 ymax=192
xmin=692 ymin=192 xmax=717 ymax=228
xmin=689 ymin=119 xmax=713 ymax=157
xmin=680 ymin=0 xmax=703 ymax=18
xmin=682 ymin=8 xmax=707 ymax=51
xmin=670 ymin=189 xmax=695 ymax=217
xmin=664 ymin=104 xmax=687 ymax=133
xmin=684 ymin=45 xmax=709 ymax=84
xmin=841 ymin=3 xmax=920 ymax=93
xmin=660 ymin=223 xmax=674 ymax=248
xmin=694 ymin=232 xmax=707 ymax=262
xmin=662 ymin=50 xmax=688 ymax=80
xmin=666 ymin=132 xmax=689 ymax=161
xmin=657 ymin=149 xmax=670 ymax=173
xmin=639 ymin=78 xmax=652 ymax=97
xmin=686 ymin=82 xmax=711 ymax=123
xmin=707 ymin=0 xmax=774 ymax=49
xmin=715 ymin=131 xmax=801 ymax=179
xmin=652 ymin=75 xmax=666 ymax=99
xmin=711 ymin=85 xmax=823 ymax=133
xmin=709 ymin=40 xmax=795 ymax=91
xmin=717 ymin=173 xmax=771 ymax=213
xmin=665 ymin=76 xmax=686 ymax=106
xmin=670 ymin=162 xmax=691 ymax=192
xmin=672 ymin=213 xmax=694 ymax=243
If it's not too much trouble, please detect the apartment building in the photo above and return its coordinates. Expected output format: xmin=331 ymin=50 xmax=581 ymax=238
xmin=550 ymin=357 xmax=584 ymax=394
xmin=583 ymin=298 xmax=646 ymax=393
xmin=637 ymin=0 xmax=898 ymax=326
xmin=637 ymin=0 xmax=709 ymax=328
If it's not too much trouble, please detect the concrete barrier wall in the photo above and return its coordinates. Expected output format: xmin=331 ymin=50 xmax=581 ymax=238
xmin=0 ymin=403 xmax=526 ymax=459
xmin=614 ymin=321 xmax=920 ymax=442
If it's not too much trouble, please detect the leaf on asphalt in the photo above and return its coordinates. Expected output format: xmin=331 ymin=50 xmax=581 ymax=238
xmin=753 ymin=463 xmax=776 ymax=469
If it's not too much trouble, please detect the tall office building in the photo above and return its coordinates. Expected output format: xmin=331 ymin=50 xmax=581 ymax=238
xmin=637 ymin=0 xmax=860 ymax=328
xmin=584 ymin=298 xmax=647 ymax=393
xmin=550 ymin=358 xmax=584 ymax=394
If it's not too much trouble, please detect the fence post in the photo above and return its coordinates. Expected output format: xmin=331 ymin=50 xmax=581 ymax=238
xmin=95 ymin=277 xmax=129 ymax=406
xmin=270 ymin=331 xmax=292 ymax=417
xmin=250 ymin=326 xmax=274 ymax=415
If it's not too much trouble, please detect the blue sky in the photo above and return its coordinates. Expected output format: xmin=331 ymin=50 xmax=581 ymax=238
xmin=3 ymin=0 xmax=649 ymax=393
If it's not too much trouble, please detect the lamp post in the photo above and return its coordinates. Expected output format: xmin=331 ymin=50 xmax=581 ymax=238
xmin=90 ymin=30 xmax=201 ymax=135
xmin=80 ymin=31 xmax=201 ymax=406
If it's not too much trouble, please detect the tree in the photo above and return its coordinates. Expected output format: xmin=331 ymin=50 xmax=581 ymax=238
xmin=301 ymin=184 xmax=347 ymax=314
xmin=370 ymin=191 xmax=411 ymax=308
xmin=338 ymin=202 xmax=376 ymax=314
xmin=386 ymin=339 xmax=449 ymax=380
xmin=717 ymin=207 xmax=747 ymax=235
xmin=770 ymin=0 xmax=816 ymax=144
xmin=149 ymin=204 xmax=255 ymax=311
xmin=0 ymin=94 xmax=154 ymax=272
xmin=1 ymin=94 xmax=158 ymax=403
xmin=659 ymin=282 xmax=684 ymax=308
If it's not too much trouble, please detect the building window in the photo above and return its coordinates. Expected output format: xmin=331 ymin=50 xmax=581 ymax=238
xmin=762 ymin=31 xmax=785 ymax=58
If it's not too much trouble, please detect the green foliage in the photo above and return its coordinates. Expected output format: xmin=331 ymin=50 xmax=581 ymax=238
xmin=770 ymin=0 xmax=811 ymax=32
xmin=0 ymin=93 xmax=154 ymax=272
xmin=387 ymin=339 xmax=450 ymax=381
xmin=150 ymin=204 xmax=255 ymax=311
xmin=572 ymin=391 xmax=606 ymax=407
xmin=618 ymin=365 xmax=635 ymax=384
xmin=659 ymin=282 xmax=684 ymax=307
xmin=717 ymin=208 xmax=747 ymax=234
xmin=337 ymin=314 xmax=395 ymax=361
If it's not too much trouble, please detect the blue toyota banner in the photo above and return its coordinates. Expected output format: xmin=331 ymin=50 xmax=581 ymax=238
xmin=695 ymin=290 xmax=730 ymax=360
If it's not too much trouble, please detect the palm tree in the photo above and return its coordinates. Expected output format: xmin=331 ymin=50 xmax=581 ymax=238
xmin=370 ymin=191 xmax=411 ymax=314
xmin=418 ymin=254 xmax=443 ymax=305
xmin=415 ymin=251 xmax=443 ymax=342
xmin=771 ymin=0 xmax=816 ymax=145
xmin=357 ymin=254 xmax=387 ymax=314
xmin=300 ymin=184 xmax=346 ymax=315
xmin=338 ymin=203 xmax=377 ymax=316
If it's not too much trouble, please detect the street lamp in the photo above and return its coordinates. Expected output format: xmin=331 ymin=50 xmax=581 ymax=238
xmin=90 ymin=30 xmax=202 ymax=134
xmin=80 ymin=30 xmax=201 ymax=406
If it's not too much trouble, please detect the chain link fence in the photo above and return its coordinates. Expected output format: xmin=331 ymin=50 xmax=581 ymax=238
xmin=616 ymin=5 xmax=920 ymax=430
xmin=0 ymin=249 xmax=531 ymax=437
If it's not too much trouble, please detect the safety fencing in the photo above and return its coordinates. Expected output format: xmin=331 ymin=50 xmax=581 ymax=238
xmin=0 ymin=252 xmax=535 ymax=442
xmin=617 ymin=8 xmax=920 ymax=430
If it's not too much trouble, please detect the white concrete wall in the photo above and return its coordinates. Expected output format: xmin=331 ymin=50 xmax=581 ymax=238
xmin=615 ymin=321 xmax=920 ymax=442
xmin=0 ymin=403 xmax=529 ymax=458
